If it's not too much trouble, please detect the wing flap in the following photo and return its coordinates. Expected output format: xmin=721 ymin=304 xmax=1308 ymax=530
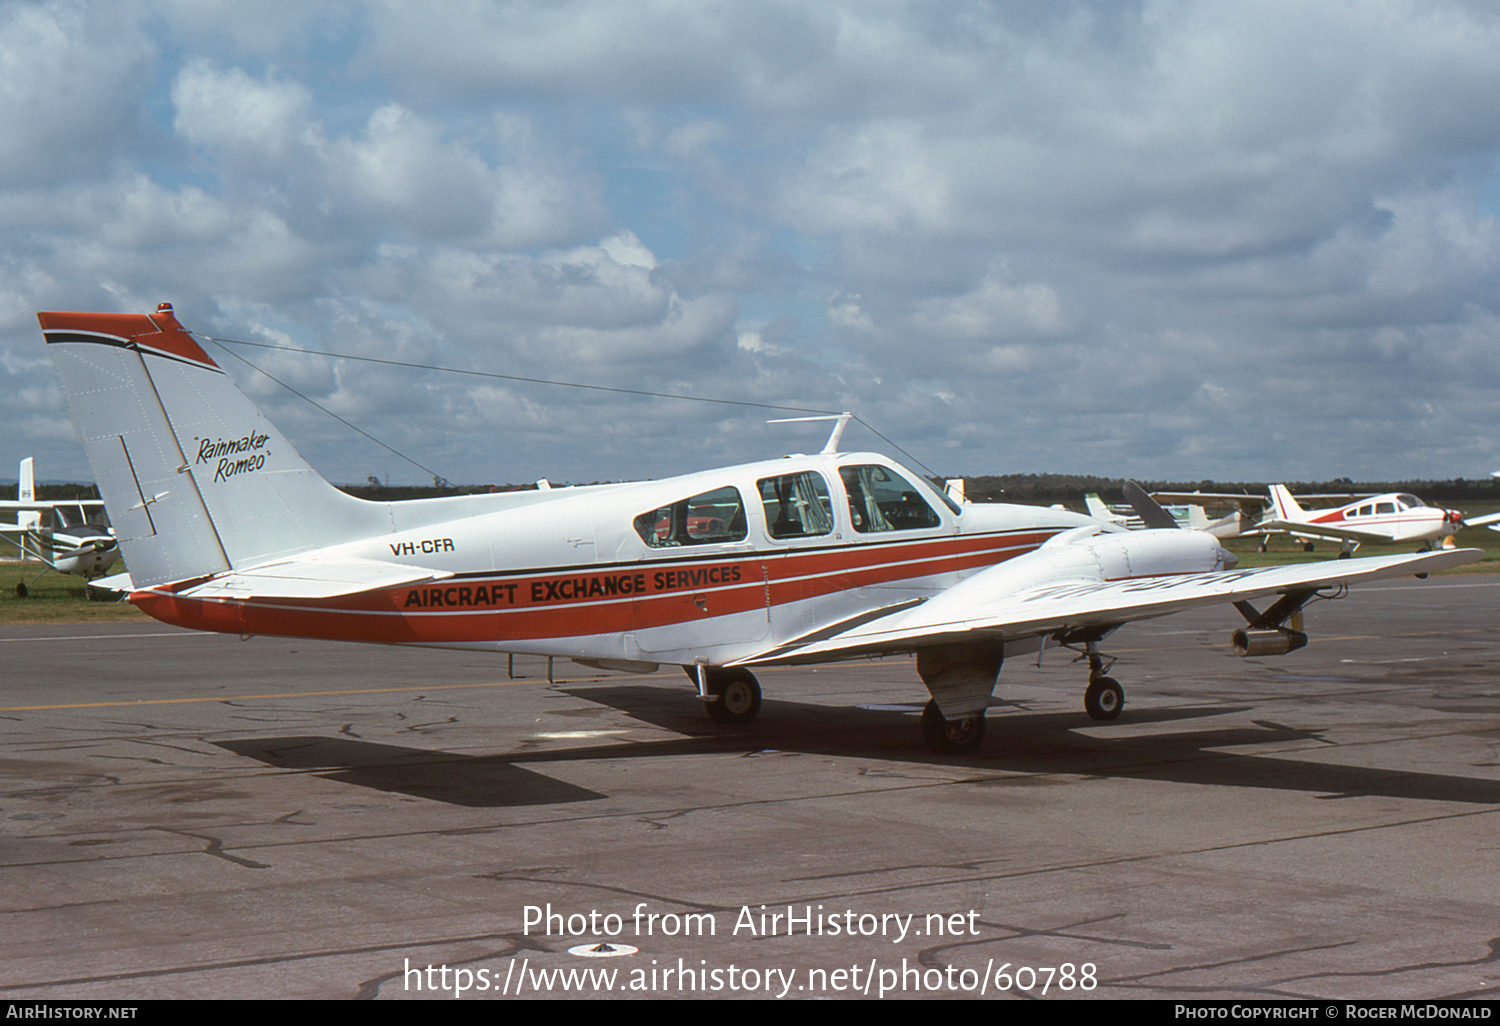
xmin=743 ymin=548 xmax=1480 ymax=665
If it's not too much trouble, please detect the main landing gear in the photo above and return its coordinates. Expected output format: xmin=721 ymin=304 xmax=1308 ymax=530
xmin=920 ymin=700 xmax=985 ymax=755
xmin=1075 ymin=637 xmax=1125 ymax=721
xmin=685 ymin=665 xmax=763 ymax=725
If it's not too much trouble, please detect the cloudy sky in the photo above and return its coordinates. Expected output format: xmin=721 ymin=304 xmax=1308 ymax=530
xmin=4 ymin=0 xmax=1500 ymax=489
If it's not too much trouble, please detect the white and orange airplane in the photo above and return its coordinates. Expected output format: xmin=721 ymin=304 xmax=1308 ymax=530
xmin=36 ymin=304 xmax=1482 ymax=753
xmin=1261 ymin=485 xmax=1500 ymax=554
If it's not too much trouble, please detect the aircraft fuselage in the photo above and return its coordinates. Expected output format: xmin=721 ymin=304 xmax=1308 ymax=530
xmin=131 ymin=451 xmax=1112 ymax=667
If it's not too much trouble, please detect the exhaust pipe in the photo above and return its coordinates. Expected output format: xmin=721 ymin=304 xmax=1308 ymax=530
xmin=1232 ymin=628 xmax=1309 ymax=657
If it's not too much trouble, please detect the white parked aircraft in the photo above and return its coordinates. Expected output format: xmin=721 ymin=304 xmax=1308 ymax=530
xmin=37 ymin=305 xmax=1482 ymax=753
xmin=1 ymin=457 xmax=119 ymax=596
xmin=1261 ymin=485 xmax=1497 ymax=554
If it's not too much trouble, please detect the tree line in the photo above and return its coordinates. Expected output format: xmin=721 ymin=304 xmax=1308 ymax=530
xmin=11 ymin=475 xmax=1500 ymax=507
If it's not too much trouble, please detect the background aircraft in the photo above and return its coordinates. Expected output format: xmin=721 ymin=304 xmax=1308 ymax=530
xmin=1083 ymin=493 xmax=1244 ymax=538
xmin=36 ymin=304 xmax=1480 ymax=753
xmin=1151 ymin=486 xmax=1500 ymax=551
xmin=1258 ymin=485 xmax=1500 ymax=554
xmin=1 ymin=457 xmax=119 ymax=596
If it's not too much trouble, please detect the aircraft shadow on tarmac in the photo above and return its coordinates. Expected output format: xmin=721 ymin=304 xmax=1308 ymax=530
xmin=214 ymin=736 xmax=605 ymax=808
xmin=216 ymin=687 xmax=1500 ymax=808
xmin=554 ymin=684 xmax=1500 ymax=806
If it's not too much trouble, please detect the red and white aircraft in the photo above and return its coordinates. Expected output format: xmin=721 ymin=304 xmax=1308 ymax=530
xmin=1262 ymin=485 xmax=1484 ymax=554
xmin=37 ymin=305 xmax=1482 ymax=753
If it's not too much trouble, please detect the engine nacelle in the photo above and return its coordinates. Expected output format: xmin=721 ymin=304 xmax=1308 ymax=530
xmin=1231 ymin=628 xmax=1309 ymax=657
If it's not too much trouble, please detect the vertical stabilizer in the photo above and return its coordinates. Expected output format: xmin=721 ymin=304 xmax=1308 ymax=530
xmin=39 ymin=304 xmax=389 ymax=587
xmin=16 ymin=458 xmax=40 ymax=531
xmin=1268 ymin=484 xmax=1306 ymax=522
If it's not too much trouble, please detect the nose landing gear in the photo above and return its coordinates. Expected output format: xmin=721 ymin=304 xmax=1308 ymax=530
xmin=686 ymin=665 xmax=763 ymax=725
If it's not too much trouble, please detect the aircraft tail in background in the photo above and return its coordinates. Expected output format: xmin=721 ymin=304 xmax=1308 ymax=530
xmin=15 ymin=458 xmax=40 ymax=531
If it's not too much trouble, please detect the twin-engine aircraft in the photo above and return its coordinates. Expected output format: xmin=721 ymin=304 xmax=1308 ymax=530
xmin=37 ymin=305 xmax=1481 ymax=753
xmin=2 ymin=457 xmax=119 ymax=596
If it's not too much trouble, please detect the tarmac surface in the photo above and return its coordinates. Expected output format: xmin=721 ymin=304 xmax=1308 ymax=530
xmin=1 ymin=574 xmax=1498 ymax=1001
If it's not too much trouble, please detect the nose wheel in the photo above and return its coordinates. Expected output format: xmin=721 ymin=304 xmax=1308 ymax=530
xmin=686 ymin=666 xmax=763 ymax=724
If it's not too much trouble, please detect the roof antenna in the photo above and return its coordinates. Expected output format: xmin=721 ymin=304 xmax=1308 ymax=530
xmin=766 ymin=412 xmax=853 ymax=454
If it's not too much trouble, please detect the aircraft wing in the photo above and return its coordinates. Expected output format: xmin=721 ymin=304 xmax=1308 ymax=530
xmin=1153 ymin=492 xmax=1374 ymax=512
xmin=740 ymin=548 xmax=1479 ymax=665
xmin=1254 ymin=517 xmax=1428 ymax=546
xmin=1462 ymin=511 xmax=1500 ymax=531
xmin=149 ymin=556 xmax=454 ymax=601
xmin=1151 ymin=491 xmax=1270 ymax=514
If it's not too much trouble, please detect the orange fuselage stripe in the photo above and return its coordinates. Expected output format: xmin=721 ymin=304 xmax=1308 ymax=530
xmin=131 ymin=530 xmax=1057 ymax=644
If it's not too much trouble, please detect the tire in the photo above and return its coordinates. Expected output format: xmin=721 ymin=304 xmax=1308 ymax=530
xmin=705 ymin=668 xmax=762 ymax=724
xmin=1084 ymin=677 xmax=1124 ymax=721
xmin=920 ymin=699 xmax=985 ymax=755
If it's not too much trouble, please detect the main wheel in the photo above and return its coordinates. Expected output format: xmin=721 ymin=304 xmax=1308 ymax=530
xmin=705 ymin=668 xmax=762 ymax=724
xmin=920 ymin=700 xmax=985 ymax=755
xmin=1084 ymin=677 xmax=1124 ymax=721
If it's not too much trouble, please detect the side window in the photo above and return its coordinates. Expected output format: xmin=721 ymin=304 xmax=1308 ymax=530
xmin=758 ymin=471 xmax=834 ymax=539
xmin=633 ymin=486 xmax=748 ymax=548
xmin=1374 ymin=502 xmax=1397 ymax=515
xmin=1355 ymin=505 xmax=1373 ymax=517
xmin=838 ymin=464 xmax=942 ymax=534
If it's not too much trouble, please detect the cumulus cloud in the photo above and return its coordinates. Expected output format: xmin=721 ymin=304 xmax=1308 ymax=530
xmin=2 ymin=0 xmax=1500 ymax=488
xmin=0 ymin=1 xmax=155 ymax=188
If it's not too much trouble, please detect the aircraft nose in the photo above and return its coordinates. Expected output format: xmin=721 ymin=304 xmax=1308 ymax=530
xmin=1216 ymin=543 xmax=1239 ymax=571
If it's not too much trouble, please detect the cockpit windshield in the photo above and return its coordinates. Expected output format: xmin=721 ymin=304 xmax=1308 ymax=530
xmin=837 ymin=464 xmax=942 ymax=533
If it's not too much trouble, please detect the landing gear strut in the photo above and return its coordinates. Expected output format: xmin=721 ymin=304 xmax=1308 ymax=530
xmin=686 ymin=665 xmax=763 ymax=725
xmin=1080 ymin=640 xmax=1124 ymax=721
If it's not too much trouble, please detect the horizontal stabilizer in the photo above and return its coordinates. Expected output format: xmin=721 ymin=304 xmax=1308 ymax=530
xmin=91 ymin=572 xmax=136 ymax=593
xmin=167 ymin=556 xmax=453 ymax=601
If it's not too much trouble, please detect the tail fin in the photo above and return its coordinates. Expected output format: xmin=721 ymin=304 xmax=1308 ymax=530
xmin=16 ymin=458 xmax=40 ymax=531
xmin=1123 ymin=480 xmax=1180 ymax=530
xmin=1268 ymin=484 xmax=1305 ymax=522
xmin=39 ymin=304 xmax=388 ymax=587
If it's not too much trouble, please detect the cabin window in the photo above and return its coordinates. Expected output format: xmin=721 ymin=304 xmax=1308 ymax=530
xmin=838 ymin=464 xmax=942 ymax=533
xmin=758 ymin=471 xmax=834 ymax=539
xmin=633 ymin=486 xmax=748 ymax=548
xmin=1375 ymin=502 xmax=1396 ymax=515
